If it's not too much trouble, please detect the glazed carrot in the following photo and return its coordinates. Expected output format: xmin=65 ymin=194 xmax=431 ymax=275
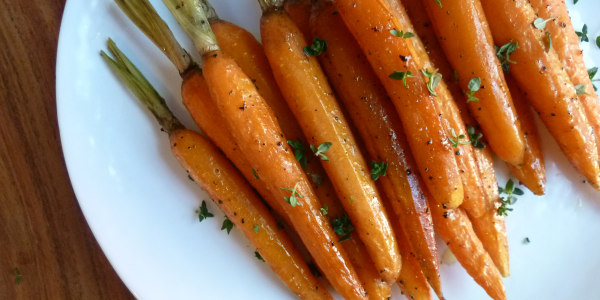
xmin=258 ymin=0 xmax=402 ymax=283
xmin=115 ymin=0 xmax=287 ymax=220
xmin=163 ymin=1 xmax=367 ymax=298
xmin=283 ymin=0 xmax=311 ymax=38
xmin=310 ymin=0 xmax=441 ymax=296
xmin=317 ymin=194 xmax=392 ymax=299
xmin=335 ymin=0 xmax=464 ymax=209
xmin=529 ymin=0 xmax=600 ymax=162
xmin=400 ymin=0 xmax=511 ymax=275
xmin=101 ymin=40 xmax=330 ymax=299
xmin=388 ymin=0 xmax=491 ymax=219
xmin=430 ymin=204 xmax=506 ymax=300
xmin=506 ymin=76 xmax=546 ymax=195
xmin=204 ymin=2 xmax=341 ymax=218
xmin=480 ymin=0 xmax=600 ymax=189
xmin=422 ymin=0 xmax=526 ymax=166
xmin=395 ymin=219 xmax=432 ymax=300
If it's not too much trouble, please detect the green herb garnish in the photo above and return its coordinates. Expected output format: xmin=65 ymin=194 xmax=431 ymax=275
xmin=434 ymin=0 xmax=442 ymax=8
xmin=422 ymin=68 xmax=443 ymax=96
xmin=320 ymin=206 xmax=329 ymax=216
xmin=252 ymin=168 xmax=258 ymax=179
xmin=14 ymin=268 xmax=22 ymax=284
xmin=254 ymin=250 xmax=265 ymax=262
xmin=310 ymin=142 xmax=332 ymax=161
xmin=588 ymin=67 xmax=599 ymax=91
xmin=196 ymin=200 xmax=214 ymax=222
xmin=495 ymin=42 xmax=518 ymax=72
xmin=389 ymin=70 xmax=415 ymax=88
xmin=546 ymin=32 xmax=553 ymax=52
xmin=467 ymin=125 xmax=486 ymax=149
xmin=253 ymin=224 xmax=260 ymax=233
xmin=309 ymin=173 xmax=324 ymax=185
xmin=331 ymin=213 xmax=355 ymax=242
xmin=448 ymin=128 xmax=469 ymax=148
xmin=281 ymin=182 xmax=304 ymax=207
xmin=466 ymin=77 xmax=481 ymax=102
xmin=533 ymin=17 xmax=554 ymax=30
xmin=575 ymin=84 xmax=587 ymax=96
xmin=221 ymin=216 xmax=234 ymax=234
xmin=576 ymin=24 xmax=589 ymax=42
xmin=304 ymin=37 xmax=328 ymax=56
xmin=287 ymin=139 xmax=307 ymax=169
xmin=497 ymin=179 xmax=524 ymax=216
xmin=390 ymin=29 xmax=415 ymax=39
xmin=370 ymin=160 xmax=388 ymax=181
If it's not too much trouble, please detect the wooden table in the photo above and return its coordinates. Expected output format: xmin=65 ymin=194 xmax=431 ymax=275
xmin=0 ymin=1 xmax=133 ymax=298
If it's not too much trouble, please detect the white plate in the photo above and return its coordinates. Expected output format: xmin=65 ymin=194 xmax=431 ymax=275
xmin=56 ymin=1 xmax=600 ymax=299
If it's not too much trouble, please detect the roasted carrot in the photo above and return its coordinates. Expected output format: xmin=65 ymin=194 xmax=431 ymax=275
xmin=283 ymin=0 xmax=312 ymax=38
xmin=163 ymin=1 xmax=367 ymax=298
xmin=204 ymin=1 xmax=341 ymax=220
xmin=101 ymin=39 xmax=330 ymax=299
xmin=422 ymin=0 xmax=526 ymax=167
xmin=334 ymin=0 xmax=464 ymax=209
xmin=506 ymin=76 xmax=546 ymax=195
xmin=310 ymin=0 xmax=441 ymax=295
xmin=529 ymin=0 xmax=600 ymax=163
xmin=480 ymin=0 xmax=600 ymax=189
xmin=395 ymin=218 xmax=432 ymax=300
xmin=400 ymin=0 xmax=511 ymax=275
xmin=258 ymin=0 xmax=402 ymax=283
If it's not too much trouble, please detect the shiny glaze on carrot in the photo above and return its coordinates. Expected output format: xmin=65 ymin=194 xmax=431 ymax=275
xmin=335 ymin=0 xmax=465 ymax=209
xmin=203 ymin=50 xmax=366 ymax=299
xmin=311 ymin=1 xmax=440 ymax=295
xmin=171 ymin=129 xmax=331 ymax=299
xmin=480 ymin=0 xmax=600 ymax=189
xmin=422 ymin=0 xmax=526 ymax=166
xmin=284 ymin=0 xmax=312 ymax=38
xmin=261 ymin=9 xmax=401 ymax=283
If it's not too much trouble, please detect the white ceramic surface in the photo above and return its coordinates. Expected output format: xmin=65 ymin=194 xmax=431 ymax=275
xmin=56 ymin=1 xmax=600 ymax=299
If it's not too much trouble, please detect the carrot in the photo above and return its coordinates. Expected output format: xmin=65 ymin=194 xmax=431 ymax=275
xmin=529 ymin=0 xmax=600 ymax=166
xmin=258 ymin=0 xmax=402 ymax=283
xmin=310 ymin=1 xmax=442 ymax=296
xmin=480 ymin=0 xmax=600 ymax=189
xmin=204 ymin=2 xmax=342 ymax=221
xmin=430 ymin=204 xmax=507 ymax=300
xmin=334 ymin=0 xmax=465 ymax=209
xmin=422 ymin=0 xmax=526 ymax=167
xmin=506 ymin=76 xmax=546 ymax=195
xmin=399 ymin=0 xmax=511 ymax=276
xmin=100 ymin=39 xmax=330 ymax=299
xmin=395 ymin=219 xmax=432 ymax=300
xmin=283 ymin=0 xmax=312 ymax=38
xmin=163 ymin=1 xmax=367 ymax=298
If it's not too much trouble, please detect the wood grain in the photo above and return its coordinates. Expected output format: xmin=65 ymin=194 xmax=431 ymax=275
xmin=0 ymin=1 xmax=133 ymax=298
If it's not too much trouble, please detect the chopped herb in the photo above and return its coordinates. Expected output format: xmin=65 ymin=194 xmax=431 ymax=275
xmin=597 ymin=35 xmax=600 ymax=48
xmin=576 ymin=24 xmax=589 ymax=42
xmin=448 ymin=128 xmax=469 ymax=148
xmin=574 ymin=0 xmax=579 ymax=3
xmin=14 ymin=268 xmax=22 ymax=284
xmin=304 ymin=37 xmax=328 ymax=56
xmin=545 ymin=32 xmax=552 ymax=52
xmin=309 ymin=173 xmax=324 ymax=185
xmin=466 ymin=77 xmax=481 ymax=102
xmin=575 ymin=84 xmax=587 ymax=96
xmin=254 ymin=250 xmax=265 ymax=262
xmin=588 ymin=67 xmax=599 ymax=91
xmin=467 ymin=125 xmax=486 ymax=149
xmin=331 ymin=213 xmax=355 ymax=242
xmin=533 ymin=17 xmax=554 ymax=30
xmin=523 ymin=237 xmax=531 ymax=244
xmin=281 ymin=182 xmax=304 ymax=207
xmin=252 ymin=168 xmax=258 ymax=179
xmin=287 ymin=139 xmax=307 ymax=169
xmin=390 ymin=29 xmax=415 ymax=39
xmin=253 ymin=224 xmax=260 ymax=233
xmin=221 ymin=216 xmax=234 ymax=234
xmin=310 ymin=142 xmax=332 ymax=161
xmin=389 ymin=70 xmax=415 ymax=88
xmin=495 ymin=41 xmax=518 ymax=72
xmin=453 ymin=69 xmax=459 ymax=84
xmin=497 ymin=179 xmax=524 ymax=216
xmin=350 ymin=196 xmax=356 ymax=202
xmin=434 ymin=0 xmax=442 ymax=8
xmin=370 ymin=160 xmax=389 ymax=181
xmin=320 ymin=206 xmax=329 ymax=216
xmin=196 ymin=200 xmax=214 ymax=222
xmin=421 ymin=68 xmax=443 ymax=96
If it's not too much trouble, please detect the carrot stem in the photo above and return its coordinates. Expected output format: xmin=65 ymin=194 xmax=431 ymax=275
xmin=115 ymin=0 xmax=192 ymax=74
xmin=100 ymin=38 xmax=183 ymax=133
xmin=258 ymin=0 xmax=284 ymax=12
xmin=162 ymin=0 xmax=220 ymax=56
